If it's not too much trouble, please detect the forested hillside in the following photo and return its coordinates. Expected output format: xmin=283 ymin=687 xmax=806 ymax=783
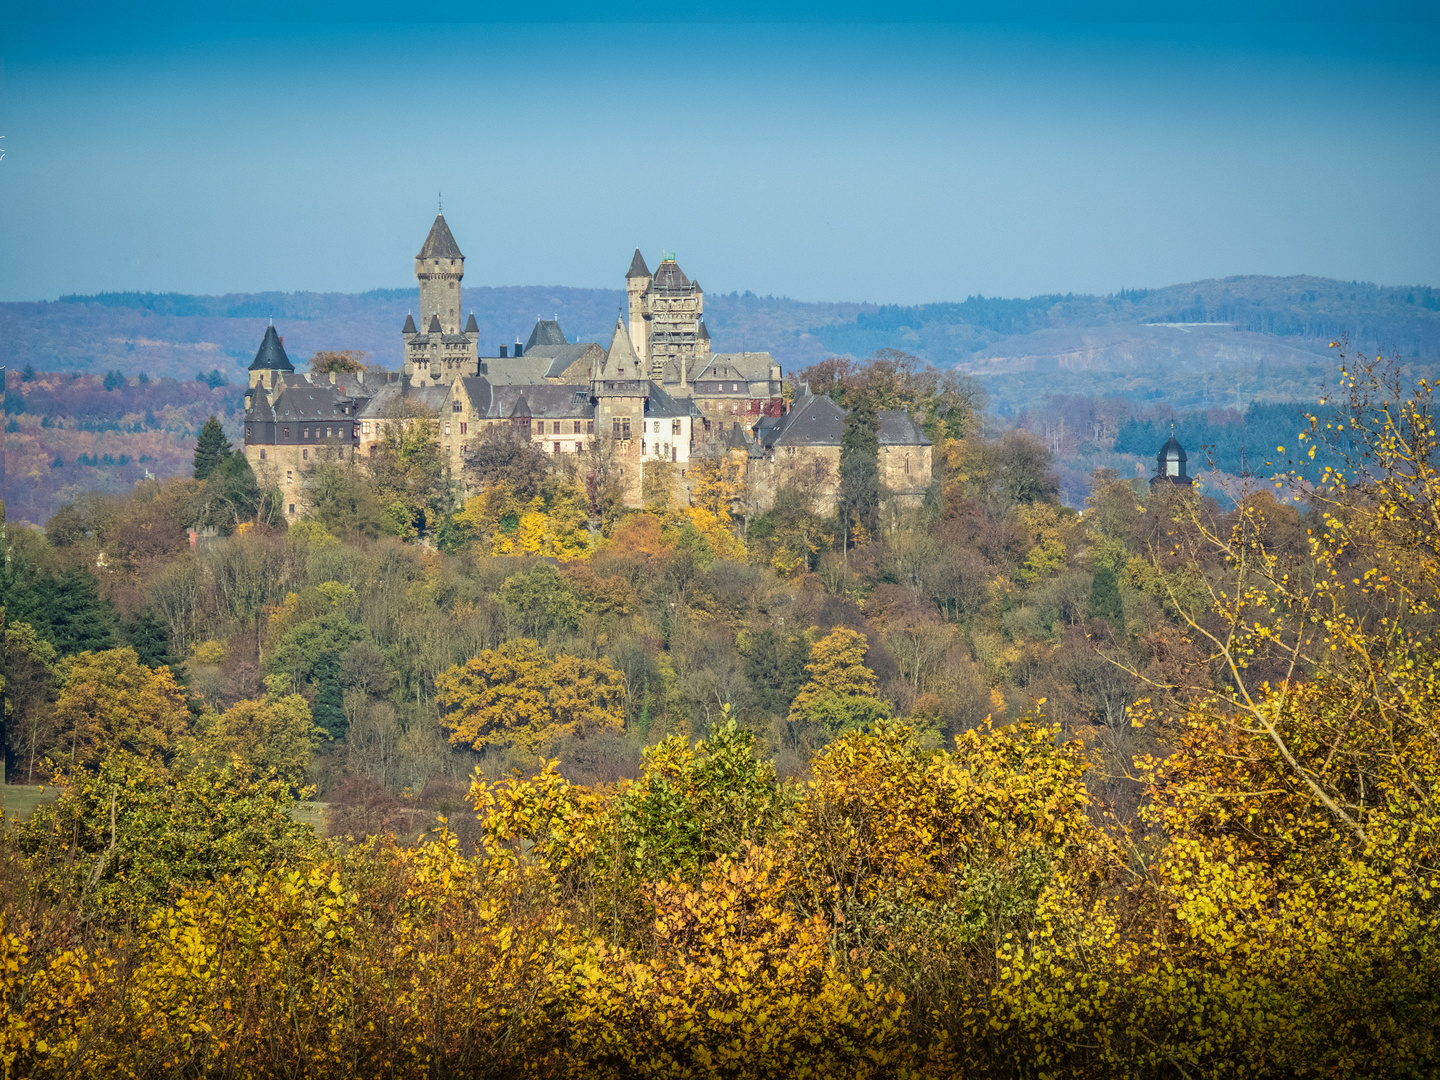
xmin=2 ymin=350 xmax=1436 ymax=1075
xmin=2 ymin=367 xmax=244 ymax=526
xmin=3 ymin=274 xmax=1434 ymax=412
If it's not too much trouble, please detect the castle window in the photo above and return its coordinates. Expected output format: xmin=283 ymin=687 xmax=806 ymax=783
xmin=613 ymin=418 xmax=621 ymax=438
xmin=444 ymin=423 xmax=451 ymax=436
xmin=246 ymin=427 xmax=251 ymax=438
xmin=576 ymin=441 xmax=583 ymax=453
xmin=452 ymin=402 xmax=461 ymax=412
xmin=553 ymin=442 xmax=560 ymax=454
xmin=587 ymin=420 xmax=594 ymax=434
xmin=289 ymin=504 xmax=295 ymax=515
xmin=363 ymin=422 xmax=370 ymax=434
xmin=623 ymin=418 xmax=631 ymax=438
xmin=326 ymin=427 xmax=332 ymax=438
xmin=905 ymin=453 xmax=911 ymax=475
xmin=672 ymin=419 xmax=682 ymax=435
xmin=536 ymin=421 xmax=545 ymax=435
xmin=302 ymin=449 xmax=308 ymax=460
xmin=259 ymin=449 xmax=266 ymax=460
xmin=283 ymin=427 xmax=290 ymax=439
xmin=672 ymin=446 xmax=677 ymax=463
xmin=303 ymin=428 xmax=310 ymax=439
xmin=460 ymin=422 xmax=467 ymax=435
xmin=287 ymin=471 xmax=292 ymax=481
xmin=573 ymin=420 xmax=581 ymax=434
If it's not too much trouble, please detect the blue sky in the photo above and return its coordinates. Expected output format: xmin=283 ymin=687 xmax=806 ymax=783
xmin=2 ymin=3 xmax=1437 ymax=304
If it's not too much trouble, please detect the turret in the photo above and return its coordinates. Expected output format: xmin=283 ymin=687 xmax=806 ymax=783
xmin=1150 ymin=434 xmax=1192 ymax=488
xmin=625 ymin=248 xmax=652 ymax=365
xmin=247 ymin=323 xmax=294 ymax=400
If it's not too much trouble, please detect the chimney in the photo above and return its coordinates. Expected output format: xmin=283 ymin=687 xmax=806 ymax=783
xmin=515 ymin=339 xmax=524 ymax=358
xmin=500 ymin=345 xmax=508 ymax=358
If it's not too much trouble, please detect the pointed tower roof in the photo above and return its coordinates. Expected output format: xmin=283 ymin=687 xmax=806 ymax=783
xmin=248 ymin=325 xmax=295 ymax=372
xmin=246 ymin=387 xmax=276 ymax=423
xmin=402 ymin=313 xmax=417 ymax=334
xmin=427 ymin=313 xmax=443 ymax=333
xmin=464 ymin=312 xmax=479 ymax=334
xmin=525 ymin=317 xmax=568 ymax=350
xmin=604 ymin=317 xmax=641 ymax=378
xmin=698 ymin=321 xmax=710 ymax=341
xmin=651 ymin=258 xmax=691 ymax=293
xmin=417 ymin=214 xmax=463 ymax=259
xmin=626 ymin=248 xmax=651 ymax=279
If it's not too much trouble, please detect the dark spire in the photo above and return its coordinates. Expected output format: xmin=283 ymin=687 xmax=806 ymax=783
xmin=428 ymin=313 xmax=442 ymax=333
xmin=464 ymin=312 xmax=479 ymax=334
xmin=248 ymin=324 xmax=294 ymax=372
xmin=417 ymin=214 xmax=464 ymax=259
xmin=402 ymin=313 xmax=417 ymax=334
xmin=626 ymin=248 xmax=651 ymax=279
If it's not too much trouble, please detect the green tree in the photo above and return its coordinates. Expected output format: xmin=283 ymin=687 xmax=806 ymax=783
xmin=838 ymin=392 xmax=880 ymax=543
xmin=192 ymin=415 xmax=232 ymax=481
xmin=15 ymin=753 xmax=320 ymax=921
xmin=1089 ymin=562 xmax=1124 ymax=626
xmin=21 ymin=362 xmax=35 ymax=381
xmin=499 ymin=564 xmax=582 ymax=641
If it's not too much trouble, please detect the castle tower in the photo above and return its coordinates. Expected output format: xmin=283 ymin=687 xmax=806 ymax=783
xmin=641 ymin=253 xmax=703 ymax=380
xmin=402 ymin=213 xmax=478 ymax=387
xmin=626 ymin=249 xmax=652 ymax=364
xmin=247 ymin=323 xmax=294 ymax=404
xmin=416 ymin=213 xmax=465 ymax=334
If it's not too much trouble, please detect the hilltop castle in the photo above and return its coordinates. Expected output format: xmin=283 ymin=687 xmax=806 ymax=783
xmin=242 ymin=215 xmax=932 ymax=520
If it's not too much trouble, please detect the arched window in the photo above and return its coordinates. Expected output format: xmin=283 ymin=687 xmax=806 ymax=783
xmin=905 ymin=453 xmax=911 ymax=475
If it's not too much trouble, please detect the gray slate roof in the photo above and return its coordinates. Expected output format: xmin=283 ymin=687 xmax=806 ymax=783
xmin=525 ymin=318 xmax=568 ymax=350
xmin=878 ymin=410 xmax=931 ymax=447
xmin=649 ymin=259 xmax=693 ymax=294
xmin=465 ymin=313 xmax=479 ymax=333
xmin=505 ymin=383 xmax=595 ymax=419
xmin=272 ymin=385 xmax=356 ymax=422
xmin=520 ymin=342 xmax=598 ymax=379
xmin=356 ymin=384 xmax=450 ymax=419
xmin=766 ymin=389 xmax=847 ymax=448
xmin=402 ymin=313 xmax=417 ymax=334
xmin=602 ymin=318 xmax=642 ymax=379
xmin=645 ymin=383 xmax=697 ymax=420
xmin=427 ymin=313 xmax=443 ymax=333
xmin=245 ymin=390 xmax=276 ymax=423
xmin=478 ymin=357 xmax=554 ymax=385
xmin=417 ymin=214 xmax=463 ymax=259
xmin=626 ymin=249 xmax=651 ymax=279
xmin=248 ymin=325 xmax=295 ymax=372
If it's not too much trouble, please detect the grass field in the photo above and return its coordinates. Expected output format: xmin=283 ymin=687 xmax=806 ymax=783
xmin=1 ymin=785 xmax=57 ymax=821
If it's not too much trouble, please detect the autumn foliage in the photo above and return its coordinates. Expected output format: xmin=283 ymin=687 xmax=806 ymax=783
xmin=2 ymin=356 xmax=1439 ymax=1076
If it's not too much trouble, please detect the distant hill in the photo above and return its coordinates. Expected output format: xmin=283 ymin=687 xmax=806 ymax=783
xmin=2 ymin=273 xmax=1436 ymax=415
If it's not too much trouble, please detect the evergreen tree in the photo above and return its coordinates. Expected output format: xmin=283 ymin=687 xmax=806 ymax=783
xmin=21 ymin=363 xmax=35 ymax=382
xmin=4 ymin=555 xmax=119 ymax=657
xmin=838 ymin=392 xmax=881 ymax=542
xmin=127 ymin=609 xmax=181 ymax=671
xmin=310 ymin=652 xmax=347 ymax=740
xmin=192 ymin=415 xmax=232 ymax=481
xmin=144 ymin=407 xmax=159 ymax=429
xmin=103 ymin=370 xmax=125 ymax=391
xmin=1090 ymin=562 xmax=1124 ymax=627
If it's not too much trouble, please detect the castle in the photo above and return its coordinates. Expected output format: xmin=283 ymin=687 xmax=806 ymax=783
xmin=243 ymin=214 xmax=932 ymax=521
